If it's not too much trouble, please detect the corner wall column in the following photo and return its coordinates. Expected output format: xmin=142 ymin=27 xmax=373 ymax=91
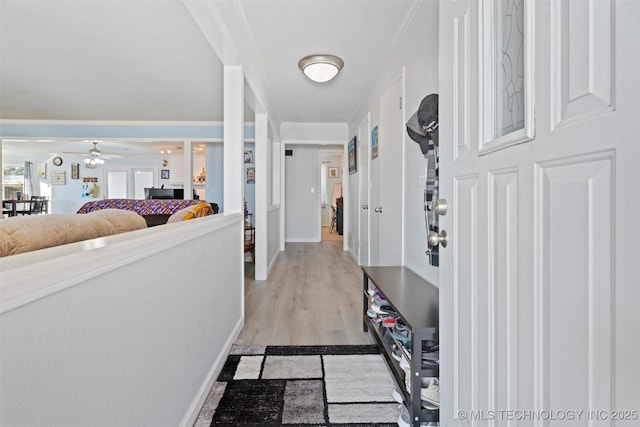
xmin=254 ymin=113 xmax=268 ymax=280
xmin=223 ymin=66 xmax=244 ymax=214
xmin=183 ymin=140 xmax=193 ymax=199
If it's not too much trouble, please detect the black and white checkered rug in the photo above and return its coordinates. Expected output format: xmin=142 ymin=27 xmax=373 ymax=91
xmin=195 ymin=345 xmax=401 ymax=426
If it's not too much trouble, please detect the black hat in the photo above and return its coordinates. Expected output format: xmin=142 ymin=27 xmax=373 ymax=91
xmin=406 ymin=93 xmax=439 ymax=154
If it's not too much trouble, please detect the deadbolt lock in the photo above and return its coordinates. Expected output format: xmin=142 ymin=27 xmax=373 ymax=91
xmin=428 ymin=230 xmax=448 ymax=248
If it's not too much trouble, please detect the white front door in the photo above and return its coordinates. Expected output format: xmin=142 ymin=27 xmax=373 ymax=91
xmin=358 ymin=113 xmax=371 ymax=266
xmin=439 ymin=0 xmax=640 ymax=424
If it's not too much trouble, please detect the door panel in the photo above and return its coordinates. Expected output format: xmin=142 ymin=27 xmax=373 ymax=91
xmin=358 ymin=113 xmax=370 ymax=266
xmin=440 ymin=0 xmax=640 ymax=424
xmin=106 ymin=170 xmax=128 ymax=199
xmin=369 ymin=128 xmax=380 ymax=265
xmin=133 ymin=170 xmax=154 ymax=199
xmin=377 ymin=74 xmax=404 ymax=266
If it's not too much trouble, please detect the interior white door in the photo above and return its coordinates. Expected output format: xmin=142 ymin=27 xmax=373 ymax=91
xmin=106 ymin=170 xmax=128 ymax=199
xmin=377 ymin=73 xmax=404 ymax=265
xmin=105 ymin=167 xmax=157 ymax=199
xmin=439 ymin=0 xmax=640 ymax=424
xmin=369 ymin=126 xmax=381 ymax=265
xmin=358 ymin=113 xmax=370 ymax=266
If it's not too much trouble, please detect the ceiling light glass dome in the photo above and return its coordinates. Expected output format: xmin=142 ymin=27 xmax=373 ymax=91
xmin=298 ymin=54 xmax=344 ymax=83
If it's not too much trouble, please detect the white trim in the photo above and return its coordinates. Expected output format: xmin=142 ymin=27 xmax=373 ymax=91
xmin=285 ymin=238 xmax=321 ymax=243
xmin=178 ymin=315 xmax=244 ymax=427
xmin=0 ymin=119 xmax=229 ymax=126
xmin=267 ymin=249 xmax=280 ymax=277
xmin=254 ymin=113 xmax=269 ymax=280
xmin=478 ymin=0 xmax=535 ymax=155
xmin=281 ymin=139 xmax=347 ymax=146
xmin=0 ymin=213 xmax=242 ymax=313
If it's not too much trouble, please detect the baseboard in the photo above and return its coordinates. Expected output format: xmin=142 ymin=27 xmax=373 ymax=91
xmin=348 ymin=249 xmax=360 ymax=264
xmin=285 ymin=238 xmax=321 ymax=243
xmin=179 ymin=315 xmax=244 ymax=427
xmin=267 ymin=250 xmax=280 ymax=277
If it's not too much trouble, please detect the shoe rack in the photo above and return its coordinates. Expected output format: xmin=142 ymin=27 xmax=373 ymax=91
xmin=362 ymin=266 xmax=439 ymax=427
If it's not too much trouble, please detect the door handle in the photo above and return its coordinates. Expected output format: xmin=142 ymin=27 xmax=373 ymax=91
xmin=434 ymin=199 xmax=448 ymax=216
xmin=374 ymin=207 xmax=383 ymax=213
xmin=362 ymin=204 xmax=369 ymax=210
xmin=428 ymin=230 xmax=448 ymax=248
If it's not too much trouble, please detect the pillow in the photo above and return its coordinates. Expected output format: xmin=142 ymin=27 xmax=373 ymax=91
xmin=166 ymin=203 xmax=213 ymax=223
xmin=87 ymin=209 xmax=147 ymax=232
xmin=166 ymin=206 xmax=196 ymax=223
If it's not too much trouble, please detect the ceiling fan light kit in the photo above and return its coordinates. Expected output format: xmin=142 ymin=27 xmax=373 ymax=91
xmin=84 ymin=141 xmax=105 ymax=167
xmin=298 ymin=54 xmax=344 ymax=83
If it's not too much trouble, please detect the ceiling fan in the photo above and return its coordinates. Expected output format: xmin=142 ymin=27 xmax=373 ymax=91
xmin=84 ymin=141 xmax=106 ymax=167
xmin=61 ymin=141 xmax=121 ymax=167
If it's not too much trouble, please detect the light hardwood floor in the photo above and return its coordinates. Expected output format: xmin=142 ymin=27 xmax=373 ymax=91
xmin=235 ymin=237 xmax=373 ymax=346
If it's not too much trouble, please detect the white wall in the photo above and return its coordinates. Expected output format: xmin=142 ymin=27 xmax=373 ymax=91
xmin=3 ymin=152 xmax=168 ymax=214
xmin=0 ymin=214 xmax=244 ymax=427
xmin=281 ymin=122 xmax=347 ymax=144
xmin=284 ymin=145 xmax=321 ymax=242
xmin=347 ymin=2 xmax=439 ymax=284
xmin=205 ymin=142 xmax=224 ymax=209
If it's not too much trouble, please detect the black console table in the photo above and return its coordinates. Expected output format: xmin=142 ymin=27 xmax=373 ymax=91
xmin=362 ymin=266 xmax=439 ymax=426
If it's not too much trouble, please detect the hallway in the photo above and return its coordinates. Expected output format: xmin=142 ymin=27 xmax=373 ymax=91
xmin=236 ymin=241 xmax=372 ymax=346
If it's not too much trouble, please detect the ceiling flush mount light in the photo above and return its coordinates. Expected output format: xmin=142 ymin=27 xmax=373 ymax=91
xmin=298 ymin=54 xmax=344 ymax=83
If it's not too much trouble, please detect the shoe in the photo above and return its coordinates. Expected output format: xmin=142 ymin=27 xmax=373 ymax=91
xmin=401 ymin=357 xmax=411 ymax=371
xmin=371 ymin=303 xmax=396 ymax=316
xmin=372 ymin=290 xmax=386 ymax=300
xmin=397 ymin=405 xmax=410 ymax=427
xmin=397 ymin=405 xmax=436 ymax=427
xmin=422 ymin=340 xmax=439 ymax=353
xmin=391 ymin=344 xmax=402 ymax=362
xmin=392 ymin=319 xmax=411 ymax=346
xmin=380 ymin=326 xmax=395 ymax=345
xmin=366 ymin=308 xmax=377 ymax=318
xmin=382 ymin=316 xmax=396 ymax=328
xmin=391 ymin=387 xmax=403 ymax=403
xmin=367 ymin=283 xmax=377 ymax=296
xmin=422 ymin=351 xmax=439 ymax=362
xmin=420 ymin=378 xmax=440 ymax=408
xmin=372 ymin=294 xmax=388 ymax=308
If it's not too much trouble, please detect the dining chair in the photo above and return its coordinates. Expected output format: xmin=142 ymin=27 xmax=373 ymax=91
xmin=16 ymin=196 xmax=47 ymax=215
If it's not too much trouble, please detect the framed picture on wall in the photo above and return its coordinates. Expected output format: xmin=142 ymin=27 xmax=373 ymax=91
xmin=161 ymin=169 xmax=170 ymax=179
xmin=328 ymin=167 xmax=340 ymax=178
xmin=38 ymin=163 xmax=46 ymax=179
xmin=246 ymin=167 xmax=255 ymax=183
xmin=71 ymin=163 xmax=80 ymax=179
xmin=244 ymin=150 xmax=254 ymax=164
xmin=348 ymin=136 xmax=357 ymax=174
xmin=371 ymin=126 xmax=379 ymax=159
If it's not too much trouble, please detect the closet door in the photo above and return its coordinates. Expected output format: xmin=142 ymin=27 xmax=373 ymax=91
xmin=358 ymin=113 xmax=371 ymax=266
xmin=372 ymin=72 xmax=404 ymax=266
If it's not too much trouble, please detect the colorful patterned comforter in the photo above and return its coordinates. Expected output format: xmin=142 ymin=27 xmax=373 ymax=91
xmin=77 ymin=199 xmax=201 ymax=216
